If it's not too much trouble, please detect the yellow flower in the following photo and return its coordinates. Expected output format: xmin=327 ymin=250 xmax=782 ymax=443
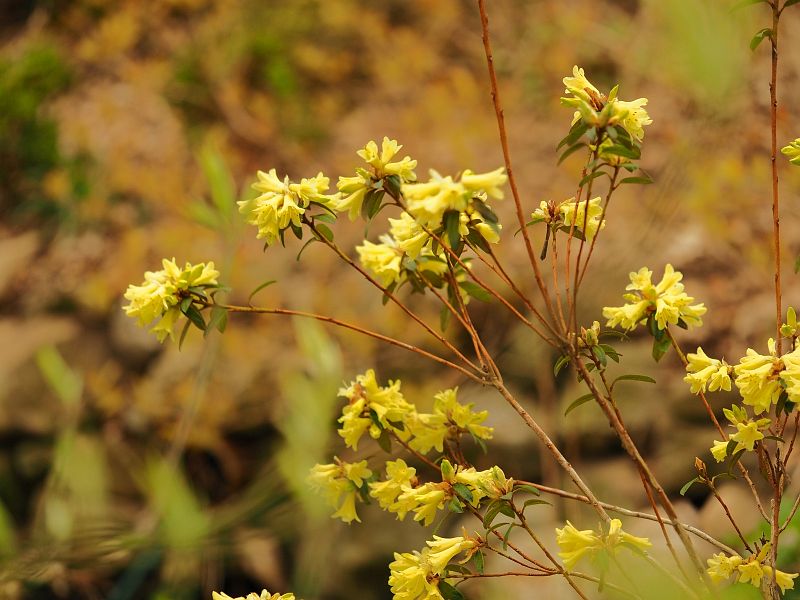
xmin=767 ymin=567 xmax=799 ymax=594
xmin=123 ymin=258 xmax=220 ymax=342
xmin=403 ymin=168 xmax=505 ymax=230
xmin=738 ymin=559 xmax=767 ymax=587
xmin=563 ymin=66 xmax=601 ymax=104
xmin=710 ymin=440 xmax=729 ymax=463
xmin=555 ymin=518 xmax=650 ymax=571
xmin=460 ymin=167 xmax=507 ymax=200
xmin=782 ymin=138 xmax=800 ymax=166
xmin=358 ymin=137 xmax=417 ymax=181
xmin=333 ymin=170 xmax=371 ymax=221
xmin=734 ymin=340 xmax=783 ymax=415
xmin=239 ymin=169 xmax=335 ymax=245
xmin=307 ymin=459 xmax=372 ymax=524
xmin=388 ymin=550 xmax=442 ymax=600
xmin=730 ymin=421 xmax=765 ymax=452
xmin=603 ymin=264 xmax=706 ymax=331
xmin=356 ymin=237 xmax=403 ymax=286
xmin=425 ymin=536 xmax=479 ymax=573
xmin=369 ymin=459 xmax=417 ymax=516
xmin=212 ymin=590 xmax=296 ymax=600
xmin=779 ymin=345 xmax=800 ymax=404
xmin=706 ymin=553 xmax=743 ymax=583
xmin=338 ymin=370 xmax=415 ymax=445
xmin=337 ymin=397 xmax=372 ymax=450
xmin=397 ymin=483 xmax=448 ymax=526
xmin=406 ymin=387 xmax=492 ymax=455
xmin=611 ymin=98 xmax=652 ymax=141
xmin=389 ymin=212 xmax=430 ymax=258
xmin=684 ymin=347 xmax=732 ymax=394
xmin=559 ymin=196 xmax=605 ymax=241
xmin=556 ymin=521 xmax=601 ymax=570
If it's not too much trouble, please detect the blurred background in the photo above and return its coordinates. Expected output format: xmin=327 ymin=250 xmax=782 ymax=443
xmin=2 ymin=0 xmax=800 ymax=598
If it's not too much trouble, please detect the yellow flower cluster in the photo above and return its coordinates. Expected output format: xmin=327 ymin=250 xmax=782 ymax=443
xmin=123 ymin=258 xmax=220 ymax=342
xmin=403 ymin=167 xmax=506 ymax=232
xmin=372 ymin=460 xmax=509 ymax=526
xmin=332 ymin=137 xmax=418 ymax=220
xmin=562 ymin=66 xmax=652 ymax=141
xmin=238 ymin=169 xmax=336 ymax=245
xmin=602 ymin=264 xmax=706 ymax=331
xmin=555 ymin=518 xmax=651 ymax=571
xmin=337 ymin=371 xmax=493 ymax=455
xmin=684 ymin=347 xmax=732 ymax=394
xmin=782 ymin=138 xmax=800 ymax=166
xmin=212 ymin=591 xmax=296 ymax=600
xmin=530 ymin=197 xmax=605 ymax=242
xmin=307 ymin=459 xmax=372 ymax=523
xmin=388 ymin=535 xmax=479 ymax=600
xmin=707 ymin=547 xmax=797 ymax=594
xmin=709 ymin=405 xmax=771 ymax=462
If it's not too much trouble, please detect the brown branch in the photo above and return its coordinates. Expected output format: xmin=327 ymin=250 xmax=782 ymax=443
xmin=476 ymin=0 xmax=558 ymax=325
xmin=209 ymin=303 xmax=485 ymax=384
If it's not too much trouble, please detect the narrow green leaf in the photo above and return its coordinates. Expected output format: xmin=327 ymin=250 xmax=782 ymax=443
xmin=558 ymin=121 xmax=589 ymax=150
xmin=652 ymin=336 xmax=671 ymax=362
xmin=558 ymin=143 xmax=587 ymax=165
xmin=482 ymin=500 xmax=502 ymax=529
xmin=453 ymin=483 xmax=474 ymax=505
xmin=377 ymin=428 xmax=392 ymax=453
xmin=439 ymin=581 xmax=465 ymax=600
xmin=183 ymin=304 xmax=206 ymax=331
xmin=603 ymin=144 xmax=641 ymax=160
xmin=248 ymin=280 xmax=277 ymax=305
xmin=612 ymin=374 xmax=657 ymax=389
xmin=522 ymin=498 xmax=551 ymax=510
xmin=513 ymin=484 xmax=541 ymax=496
xmin=680 ymin=477 xmax=700 ymax=496
xmin=794 ymin=255 xmax=800 ymax=274
xmin=474 ymin=550 xmax=485 ymax=575
xmin=785 ymin=0 xmax=800 ymax=7
xmin=579 ymin=170 xmax=608 ymax=187
xmin=315 ymin=223 xmax=334 ymax=242
xmin=443 ymin=210 xmax=461 ymax=248
xmin=564 ymin=393 xmax=594 ymax=417
xmin=750 ymin=28 xmax=772 ymax=51
xmin=296 ymin=238 xmax=318 ymax=261
xmin=178 ymin=319 xmax=192 ymax=349
xmin=459 ymin=281 xmax=493 ymax=303
xmin=206 ymin=307 xmax=228 ymax=336
xmin=554 ymin=354 xmax=570 ymax=377
xmin=313 ymin=212 xmax=337 ymax=224
xmin=620 ymin=175 xmax=653 ymax=185
xmin=180 ymin=297 xmax=193 ymax=312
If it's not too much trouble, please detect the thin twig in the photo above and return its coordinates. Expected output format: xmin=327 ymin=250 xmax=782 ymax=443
xmin=208 ymin=303 xmax=485 ymax=384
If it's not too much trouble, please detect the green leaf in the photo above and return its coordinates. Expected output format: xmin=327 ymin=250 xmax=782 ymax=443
xmin=795 ymin=256 xmax=800 ymax=274
xmin=377 ymin=428 xmax=392 ymax=453
xmin=593 ymin=345 xmax=607 ymax=367
xmin=554 ymin=354 xmax=570 ymax=377
xmin=440 ymin=306 xmax=451 ymax=331
xmin=443 ymin=210 xmax=461 ymax=248
xmin=474 ymin=550 xmax=485 ymax=575
xmin=183 ymin=304 xmax=206 ymax=331
xmin=522 ymin=498 xmax=551 ymax=510
xmin=785 ymin=0 xmax=800 ymax=7
xmin=448 ymin=496 xmax=465 ymax=514
xmin=558 ymin=121 xmax=589 ymax=150
xmin=453 ymin=483 xmax=474 ymax=505
xmin=513 ymin=484 xmax=541 ymax=496
xmin=558 ymin=143 xmax=587 ymax=165
xmin=36 ymin=346 xmax=82 ymax=406
xmin=384 ymin=174 xmax=402 ymax=198
xmin=206 ymin=307 xmax=228 ymax=336
xmin=750 ymin=28 xmax=772 ymax=51
xmin=652 ymin=336 xmax=671 ymax=362
xmin=579 ymin=170 xmax=608 ymax=187
xmin=315 ymin=223 xmax=334 ymax=242
xmin=472 ymin=200 xmax=499 ymax=224
xmin=603 ymin=144 xmax=641 ymax=160
xmin=296 ymin=238 xmax=318 ymax=261
xmin=439 ymin=581 xmax=465 ymax=600
xmin=680 ymin=477 xmax=700 ymax=496
xmin=459 ymin=281 xmax=493 ymax=303
xmin=620 ymin=175 xmax=653 ymax=185
xmin=482 ymin=500 xmax=503 ymax=528
xmin=248 ymin=280 xmax=277 ymax=305
xmin=180 ymin=297 xmax=193 ymax=312
xmin=564 ymin=393 xmax=594 ymax=417
xmin=612 ymin=374 xmax=657 ymax=390
xmin=313 ymin=212 xmax=337 ymax=224
xmin=731 ymin=0 xmax=766 ymax=9
xmin=198 ymin=145 xmax=236 ymax=221
xmin=178 ymin=319 xmax=192 ymax=349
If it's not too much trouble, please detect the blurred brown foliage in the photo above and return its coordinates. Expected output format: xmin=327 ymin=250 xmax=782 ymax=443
xmin=1 ymin=0 xmax=800 ymax=598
